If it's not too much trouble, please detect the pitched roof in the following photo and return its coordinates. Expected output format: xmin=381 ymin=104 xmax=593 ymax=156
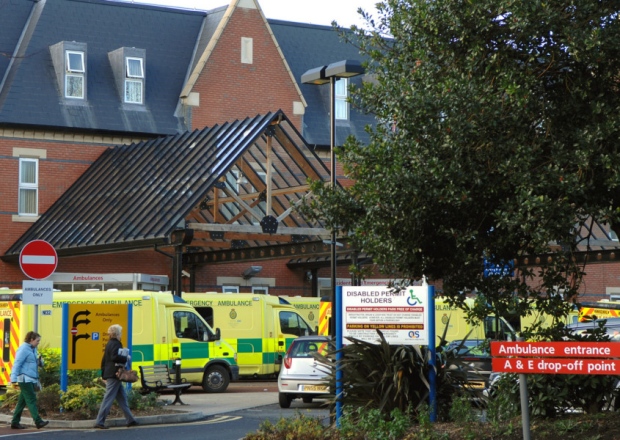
xmin=0 ymin=0 xmax=205 ymax=135
xmin=2 ymin=110 xmax=331 ymax=261
xmin=269 ymin=19 xmax=376 ymax=147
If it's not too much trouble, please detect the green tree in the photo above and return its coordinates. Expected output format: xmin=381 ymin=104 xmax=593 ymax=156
xmin=303 ymin=0 xmax=620 ymax=323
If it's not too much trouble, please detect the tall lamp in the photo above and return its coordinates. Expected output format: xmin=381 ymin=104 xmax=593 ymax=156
xmin=301 ymin=60 xmax=364 ymax=425
xmin=301 ymin=59 xmax=364 ymax=337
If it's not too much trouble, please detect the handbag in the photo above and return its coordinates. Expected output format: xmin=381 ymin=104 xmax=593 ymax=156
xmin=116 ymin=366 xmax=138 ymax=383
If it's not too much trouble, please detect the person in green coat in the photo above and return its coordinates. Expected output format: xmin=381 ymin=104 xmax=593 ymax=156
xmin=10 ymin=331 xmax=48 ymax=429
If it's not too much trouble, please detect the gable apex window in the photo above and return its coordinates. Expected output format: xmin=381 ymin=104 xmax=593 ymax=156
xmin=109 ymin=47 xmax=146 ymax=106
xmin=50 ymin=42 xmax=87 ymax=101
xmin=241 ymin=37 xmax=253 ymax=64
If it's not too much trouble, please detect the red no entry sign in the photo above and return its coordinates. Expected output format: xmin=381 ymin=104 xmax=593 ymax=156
xmin=19 ymin=240 xmax=58 ymax=280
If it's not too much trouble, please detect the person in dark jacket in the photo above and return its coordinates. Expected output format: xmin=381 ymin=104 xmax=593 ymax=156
xmin=94 ymin=324 xmax=138 ymax=429
xmin=10 ymin=331 xmax=48 ymax=429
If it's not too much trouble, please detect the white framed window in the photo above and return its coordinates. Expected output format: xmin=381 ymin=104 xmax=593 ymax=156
xmin=126 ymin=57 xmax=143 ymax=78
xmin=125 ymin=57 xmax=144 ymax=104
xmin=66 ymin=75 xmax=84 ymax=98
xmin=18 ymin=158 xmax=38 ymax=216
xmin=335 ymin=78 xmax=349 ymax=120
xmin=66 ymin=51 xmax=84 ymax=72
xmin=222 ymin=285 xmax=239 ymax=293
xmin=65 ymin=51 xmax=84 ymax=99
xmin=252 ymin=286 xmax=269 ymax=295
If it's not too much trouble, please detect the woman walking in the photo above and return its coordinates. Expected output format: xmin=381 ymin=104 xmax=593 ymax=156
xmin=94 ymin=324 xmax=138 ymax=429
xmin=10 ymin=331 xmax=48 ymax=429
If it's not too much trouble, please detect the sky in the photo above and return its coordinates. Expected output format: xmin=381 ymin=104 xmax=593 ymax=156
xmin=116 ymin=0 xmax=379 ymax=28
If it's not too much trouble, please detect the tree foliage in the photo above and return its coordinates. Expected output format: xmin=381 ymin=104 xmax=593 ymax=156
xmin=302 ymin=0 xmax=620 ymax=321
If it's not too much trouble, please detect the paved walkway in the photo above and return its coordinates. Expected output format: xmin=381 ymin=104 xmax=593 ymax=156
xmin=0 ymin=384 xmax=279 ymax=430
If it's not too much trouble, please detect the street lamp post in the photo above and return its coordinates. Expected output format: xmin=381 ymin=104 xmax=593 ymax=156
xmin=301 ymin=59 xmax=364 ymax=335
xmin=302 ymin=59 xmax=364 ymax=424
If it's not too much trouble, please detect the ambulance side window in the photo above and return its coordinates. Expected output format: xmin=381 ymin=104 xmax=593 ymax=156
xmin=195 ymin=307 xmax=214 ymax=328
xmin=279 ymin=311 xmax=313 ymax=337
xmin=174 ymin=311 xmax=209 ymax=341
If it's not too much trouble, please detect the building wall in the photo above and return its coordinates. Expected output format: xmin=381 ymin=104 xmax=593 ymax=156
xmin=0 ymin=135 xmax=103 ymax=284
xmin=189 ymin=6 xmax=303 ymax=130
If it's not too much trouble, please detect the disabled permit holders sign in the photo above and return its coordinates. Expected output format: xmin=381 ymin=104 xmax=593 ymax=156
xmin=341 ymin=286 xmax=431 ymax=345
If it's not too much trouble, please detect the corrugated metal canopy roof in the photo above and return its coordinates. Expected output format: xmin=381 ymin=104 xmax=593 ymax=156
xmin=2 ymin=111 xmax=331 ymax=261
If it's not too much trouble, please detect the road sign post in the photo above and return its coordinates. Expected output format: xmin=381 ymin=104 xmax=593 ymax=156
xmin=19 ymin=240 xmax=58 ymax=280
xmin=19 ymin=240 xmax=57 ymax=334
xmin=491 ymin=340 xmax=620 ymax=440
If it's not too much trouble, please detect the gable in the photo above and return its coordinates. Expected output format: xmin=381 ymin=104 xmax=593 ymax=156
xmin=183 ymin=0 xmax=305 ymax=130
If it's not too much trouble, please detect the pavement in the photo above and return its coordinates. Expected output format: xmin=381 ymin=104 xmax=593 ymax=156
xmin=0 ymin=382 xmax=279 ymax=431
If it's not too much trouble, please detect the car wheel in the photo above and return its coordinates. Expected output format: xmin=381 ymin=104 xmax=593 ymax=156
xmin=278 ymin=392 xmax=292 ymax=408
xmin=202 ymin=365 xmax=230 ymax=393
xmin=302 ymin=396 xmax=313 ymax=404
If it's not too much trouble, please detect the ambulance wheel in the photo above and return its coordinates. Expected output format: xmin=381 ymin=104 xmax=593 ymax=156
xmin=302 ymin=396 xmax=313 ymax=404
xmin=202 ymin=365 xmax=229 ymax=393
xmin=278 ymin=392 xmax=292 ymax=408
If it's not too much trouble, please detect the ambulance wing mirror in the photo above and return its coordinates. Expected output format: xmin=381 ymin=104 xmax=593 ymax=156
xmin=206 ymin=328 xmax=221 ymax=342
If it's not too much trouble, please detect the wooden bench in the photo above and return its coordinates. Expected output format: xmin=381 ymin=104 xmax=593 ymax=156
xmin=139 ymin=364 xmax=192 ymax=405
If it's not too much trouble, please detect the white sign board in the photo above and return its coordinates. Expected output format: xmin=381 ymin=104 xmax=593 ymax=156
xmin=342 ymin=286 xmax=431 ymax=345
xmin=22 ymin=280 xmax=54 ymax=305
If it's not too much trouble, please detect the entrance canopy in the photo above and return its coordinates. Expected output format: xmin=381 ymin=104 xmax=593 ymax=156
xmin=3 ymin=111 xmax=333 ymax=262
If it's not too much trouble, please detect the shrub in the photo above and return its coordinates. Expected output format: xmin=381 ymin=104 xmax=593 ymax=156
xmin=39 ymin=348 xmax=61 ymax=388
xmin=60 ymin=383 xmax=105 ymax=418
xmin=338 ymin=406 xmax=413 ymax=440
xmin=244 ymin=413 xmax=328 ymax=440
xmin=39 ymin=348 xmax=99 ymax=388
xmin=37 ymin=383 xmax=62 ymax=416
xmin=127 ymin=389 xmax=161 ymax=411
xmin=320 ymin=328 xmax=472 ymax=421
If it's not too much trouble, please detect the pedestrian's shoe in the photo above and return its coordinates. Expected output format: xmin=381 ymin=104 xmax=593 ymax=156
xmin=127 ymin=420 xmax=139 ymax=427
xmin=10 ymin=423 xmax=26 ymax=429
xmin=94 ymin=424 xmax=108 ymax=429
xmin=36 ymin=420 xmax=49 ymax=429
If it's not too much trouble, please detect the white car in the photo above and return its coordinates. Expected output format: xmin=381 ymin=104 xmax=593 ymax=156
xmin=277 ymin=335 xmax=332 ymax=408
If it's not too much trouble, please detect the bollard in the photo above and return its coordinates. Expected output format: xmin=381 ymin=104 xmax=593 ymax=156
xmin=175 ymin=358 xmax=182 ymax=384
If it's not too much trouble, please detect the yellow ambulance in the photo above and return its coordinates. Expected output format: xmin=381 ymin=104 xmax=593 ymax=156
xmin=279 ymin=296 xmax=320 ymax=333
xmin=578 ymin=300 xmax=620 ymax=322
xmin=434 ymin=297 xmax=515 ymax=341
xmin=0 ymin=290 xmax=238 ymax=393
xmin=183 ymin=293 xmax=315 ymax=378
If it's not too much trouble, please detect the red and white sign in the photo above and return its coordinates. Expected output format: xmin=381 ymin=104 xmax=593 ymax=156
xmin=492 ymin=358 xmax=620 ymax=375
xmin=491 ymin=341 xmax=620 ymax=375
xmin=19 ymin=240 xmax=58 ymax=280
xmin=491 ymin=341 xmax=620 ymax=358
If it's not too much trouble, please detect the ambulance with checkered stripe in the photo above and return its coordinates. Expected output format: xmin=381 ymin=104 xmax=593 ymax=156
xmin=0 ymin=290 xmax=239 ymax=393
xmin=184 ymin=293 xmax=315 ymax=378
xmin=279 ymin=296 xmax=320 ymax=333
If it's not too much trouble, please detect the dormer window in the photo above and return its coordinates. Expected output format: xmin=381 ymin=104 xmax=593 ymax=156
xmin=50 ymin=41 xmax=87 ymax=102
xmin=125 ymin=57 xmax=144 ymax=104
xmin=66 ymin=50 xmax=85 ymax=99
xmin=109 ymin=47 xmax=146 ymax=106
